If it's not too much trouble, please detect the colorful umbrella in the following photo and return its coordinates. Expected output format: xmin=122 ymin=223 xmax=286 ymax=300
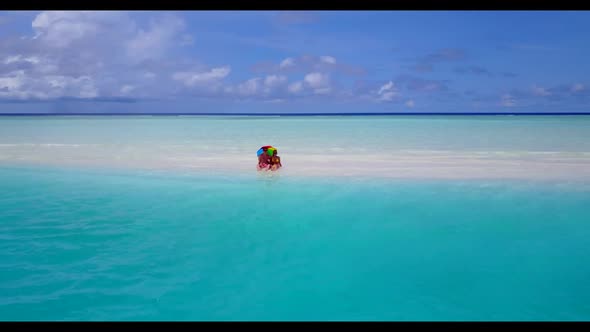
xmin=257 ymin=145 xmax=273 ymax=156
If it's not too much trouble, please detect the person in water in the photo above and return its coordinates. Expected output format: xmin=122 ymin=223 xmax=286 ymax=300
xmin=269 ymin=149 xmax=282 ymax=171
xmin=257 ymin=149 xmax=271 ymax=170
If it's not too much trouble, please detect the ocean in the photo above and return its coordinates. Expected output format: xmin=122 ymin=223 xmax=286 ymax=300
xmin=1 ymin=115 xmax=590 ymax=321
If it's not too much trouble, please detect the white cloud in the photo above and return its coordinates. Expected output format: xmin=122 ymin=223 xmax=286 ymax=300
xmin=264 ymin=75 xmax=287 ymax=88
xmin=30 ymin=11 xmax=187 ymax=63
xmin=262 ymin=75 xmax=287 ymax=95
xmin=571 ymin=83 xmax=585 ymax=92
xmin=232 ymin=75 xmax=287 ymax=98
xmin=0 ymin=70 xmax=99 ymax=100
xmin=288 ymin=81 xmax=303 ymax=94
xmin=24 ymin=56 xmax=40 ymax=64
xmin=120 ymin=85 xmax=135 ymax=95
xmin=264 ymin=98 xmax=285 ymax=104
xmin=376 ymin=81 xmax=398 ymax=102
xmin=236 ymin=77 xmax=262 ymax=96
xmin=4 ymin=55 xmax=22 ymax=64
xmin=3 ymin=55 xmax=41 ymax=65
xmin=126 ymin=15 xmax=186 ymax=62
xmin=172 ymin=66 xmax=231 ymax=87
xmin=304 ymin=72 xmax=331 ymax=94
xmin=378 ymin=81 xmax=394 ymax=95
xmin=46 ymin=75 xmax=98 ymax=99
xmin=0 ymin=13 xmax=411 ymax=105
xmin=532 ymin=85 xmax=551 ymax=96
xmin=0 ymin=11 xmax=199 ymax=101
xmin=304 ymin=73 xmax=323 ymax=87
xmin=0 ymin=71 xmax=25 ymax=91
xmin=405 ymin=99 xmax=415 ymax=108
xmin=319 ymin=56 xmax=336 ymax=64
xmin=1 ymin=16 xmax=354 ymax=104
xmin=279 ymin=57 xmax=295 ymax=68
xmin=501 ymin=94 xmax=515 ymax=107
xmin=48 ymin=76 xmax=66 ymax=89
xmin=31 ymin=11 xmax=131 ymax=48
xmin=268 ymin=55 xmax=350 ymax=75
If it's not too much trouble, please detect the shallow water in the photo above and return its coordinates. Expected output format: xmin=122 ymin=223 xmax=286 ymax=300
xmin=1 ymin=116 xmax=590 ymax=320
xmin=1 ymin=116 xmax=590 ymax=180
xmin=1 ymin=166 xmax=590 ymax=321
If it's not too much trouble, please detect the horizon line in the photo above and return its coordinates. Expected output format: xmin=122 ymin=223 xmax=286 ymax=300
xmin=1 ymin=112 xmax=590 ymax=116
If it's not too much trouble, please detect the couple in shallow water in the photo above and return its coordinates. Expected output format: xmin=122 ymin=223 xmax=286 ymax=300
xmin=257 ymin=145 xmax=282 ymax=171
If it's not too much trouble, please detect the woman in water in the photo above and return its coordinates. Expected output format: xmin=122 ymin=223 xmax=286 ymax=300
xmin=257 ymin=150 xmax=271 ymax=171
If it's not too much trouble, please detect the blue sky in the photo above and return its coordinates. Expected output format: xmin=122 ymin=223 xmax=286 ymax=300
xmin=0 ymin=10 xmax=589 ymax=113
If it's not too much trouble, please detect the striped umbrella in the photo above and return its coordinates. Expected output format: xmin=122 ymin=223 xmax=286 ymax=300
xmin=257 ymin=145 xmax=273 ymax=156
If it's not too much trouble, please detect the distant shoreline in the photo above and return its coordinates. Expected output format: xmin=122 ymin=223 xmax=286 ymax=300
xmin=1 ymin=112 xmax=590 ymax=117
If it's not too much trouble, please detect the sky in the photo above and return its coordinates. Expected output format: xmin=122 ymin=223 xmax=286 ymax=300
xmin=0 ymin=10 xmax=589 ymax=113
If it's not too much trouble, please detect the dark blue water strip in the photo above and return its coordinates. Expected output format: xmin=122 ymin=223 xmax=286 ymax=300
xmin=1 ymin=112 xmax=590 ymax=117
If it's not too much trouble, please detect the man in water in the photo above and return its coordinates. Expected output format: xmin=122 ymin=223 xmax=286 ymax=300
xmin=269 ymin=149 xmax=282 ymax=171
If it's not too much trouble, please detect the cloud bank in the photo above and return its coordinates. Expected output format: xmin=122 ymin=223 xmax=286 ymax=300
xmin=0 ymin=11 xmax=587 ymax=113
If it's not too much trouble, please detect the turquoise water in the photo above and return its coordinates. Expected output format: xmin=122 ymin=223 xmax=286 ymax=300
xmin=1 ymin=116 xmax=590 ymax=320
xmin=1 ymin=165 xmax=590 ymax=321
xmin=2 ymin=115 xmax=590 ymax=153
